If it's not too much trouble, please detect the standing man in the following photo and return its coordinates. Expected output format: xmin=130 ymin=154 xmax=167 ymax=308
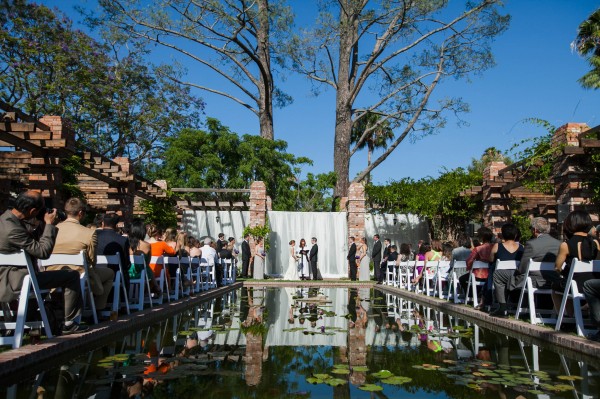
xmin=347 ymin=236 xmax=357 ymax=281
xmin=216 ymin=233 xmax=226 ymax=253
xmin=309 ymin=237 xmax=319 ymax=280
xmin=0 ymin=190 xmax=87 ymax=334
xmin=378 ymin=238 xmax=391 ymax=284
xmin=51 ymin=197 xmax=115 ymax=312
xmin=96 ymin=212 xmax=130 ymax=291
xmin=241 ymin=233 xmax=251 ymax=278
xmin=371 ymin=234 xmax=382 ymax=282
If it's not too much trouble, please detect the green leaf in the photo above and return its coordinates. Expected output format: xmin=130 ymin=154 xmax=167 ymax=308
xmin=358 ymin=384 xmax=383 ymax=392
xmin=371 ymin=370 xmax=394 ymax=379
xmin=381 ymin=376 xmax=412 ymax=385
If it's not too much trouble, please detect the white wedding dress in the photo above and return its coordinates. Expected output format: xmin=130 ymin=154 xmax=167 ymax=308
xmin=283 ymin=246 xmax=299 ymax=280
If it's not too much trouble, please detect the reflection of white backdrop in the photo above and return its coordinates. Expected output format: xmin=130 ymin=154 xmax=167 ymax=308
xmin=267 ymin=211 xmax=348 ymax=277
xmin=182 ymin=210 xmax=249 ymax=242
xmin=364 ymin=213 xmax=428 ymax=249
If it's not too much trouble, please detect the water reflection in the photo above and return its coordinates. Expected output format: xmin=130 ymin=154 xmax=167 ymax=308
xmin=2 ymin=287 xmax=599 ymax=398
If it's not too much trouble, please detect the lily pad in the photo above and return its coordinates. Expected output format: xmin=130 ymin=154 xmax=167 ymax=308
xmin=371 ymin=370 xmax=394 ymax=379
xmin=306 ymin=377 xmax=322 ymax=384
xmin=358 ymin=384 xmax=383 ymax=392
xmin=381 ymin=376 xmax=412 ymax=385
xmin=557 ymin=375 xmax=583 ymax=381
xmin=333 ymin=364 xmax=349 ymax=369
xmin=325 ymin=378 xmax=347 ymax=387
xmin=352 ymin=366 xmax=369 ymax=372
xmin=314 ymin=374 xmax=331 ymax=380
xmin=331 ymin=368 xmax=351 ymax=375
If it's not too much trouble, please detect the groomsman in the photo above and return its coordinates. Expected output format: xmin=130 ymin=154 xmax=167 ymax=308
xmin=371 ymin=234 xmax=382 ymax=281
xmin=378 ymin=238 xmax=391 ymax=284
xmin=241 ymin=233 xmax=251 ymax=278
xmin=347 ymin=236 xmax=357 ymax=281
xmin=309 ymin=237 xmax=320 ymax=280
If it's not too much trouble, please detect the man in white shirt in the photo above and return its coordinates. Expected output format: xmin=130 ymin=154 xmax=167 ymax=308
xmin=201 ymin=237 xmax=218 ymax=265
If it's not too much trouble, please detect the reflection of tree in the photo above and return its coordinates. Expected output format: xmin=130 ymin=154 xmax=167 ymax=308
xmin=348 ymin=290 xmax=367 ymax=386
xmin=242 ymin=287 xmax=267 ymax=387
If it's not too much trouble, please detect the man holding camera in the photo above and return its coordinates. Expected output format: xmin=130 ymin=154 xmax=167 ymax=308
xmin=0 ymin=190 xmax=87 ymax=334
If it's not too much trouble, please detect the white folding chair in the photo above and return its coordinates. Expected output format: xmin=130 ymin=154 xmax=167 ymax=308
xmin=179 ymin=256 xmax=193 ymax=295
xmin=0 ymin=251 xmax=53 ymax=348
xmin=386 ymin=260 xmax=397 ymax=286
xmin=433 ymin=260 xmax=451 ymax=299
xmin=447 ymin=261 xmax=467 ymax=303
xmin=200 ymin=257 xmax=217 ymax=289
xmin=396 ymin=261 xmax=409 ymax=289
xmin=515 ymin=260 xmax=556 ymax=325
xmin=222 ymin=259 xmax=234 ymax=285
xmin=409 ymin=260 xmax=424 ymax=292
xmin=194 ymin=258 xmax=211 ymax=292
xmin=96 ymin=253 xmax=130 ymax=316
xmin=149 ymin=256 xmax=170 ymax=304
xmin=493 ymin=259 xmax=519 ymax=306
xmin=163 ymin=256 xmax=182 ymax=301
xmin=423 ymin=261 xmax=439 ymax=296
xmin=128 ymin=254 xmax=153 ymax=311
xmin=555 ymin=258 xmax=600 ymax=336
xmin=465 ymin=261 xmax=489 ymax=307
xmin=39 ymin=251 xmax=98 ymax=324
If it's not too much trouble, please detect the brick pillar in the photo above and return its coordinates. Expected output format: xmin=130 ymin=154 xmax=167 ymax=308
xmin=113 ymin=157 xmax=136 ymax=223
xmin=482 ymin=161 xmax=510 ymax=235
xmin=250 ymin=181 xmax=268 ymax=227
xmin=347 ymin=181 xmax=366 ymax=239
xmin=38 ymin=115 xmax=76 ymax=151
xmin=552 ymin=123 xmax=594 ymax=219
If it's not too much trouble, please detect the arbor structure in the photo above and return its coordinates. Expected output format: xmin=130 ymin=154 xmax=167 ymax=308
xmin=0 ymin=0 xmax=203 ymax=167
xmin=95 ymin=0 xmax=294 ymax=140
xmin=573 ymin=8 xmax=600 ymax=89
xmin=288 ymin=0 xmax=509 ymax=198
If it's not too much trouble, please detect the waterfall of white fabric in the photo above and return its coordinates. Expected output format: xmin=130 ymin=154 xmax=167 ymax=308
xmin=267 ymin=211 xmax=348 ymax=278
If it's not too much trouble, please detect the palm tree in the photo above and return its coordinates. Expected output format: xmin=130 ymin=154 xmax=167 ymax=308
xmin=351 ymin=112 xmax=394 ymax=184
xmin=573 ymin=8 xmax=600 ymax=89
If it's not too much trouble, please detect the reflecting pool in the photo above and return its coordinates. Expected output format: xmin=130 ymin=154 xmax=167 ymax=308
xmin=2 ymin=286 xmax=599 ymax=398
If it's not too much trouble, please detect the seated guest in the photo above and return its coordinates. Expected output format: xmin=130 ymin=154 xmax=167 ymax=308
xmin=175 ymin=231 xmax=192 ymax=287
xmin=128 ymin=219 xmax=161 ymax=294
xmin=553 ymin=210 xmax=600 ymax=315
xmin=50 ymin=197 xmax=115 ymax=311
xmin=201 ymin=237 xmax=220 ymax=285
xmin=187 ymin=236 xmax=202 ymax=258
xmin=148 ymin=226 xmax=178 ymax=278
xmin=0 ymin=190 xmax=87 ymax=334
xmin=96 ymin=212 xmax=131 ymax=290
xmin=583 ymin=279 xmax=600 ymax=341
xmin=488 ymin=223 xmax=524 ymax=317
xmin=450 ymin=234 xmax=472 ymax=270
xmin=459 ymin=227 xmax=494 ymax=310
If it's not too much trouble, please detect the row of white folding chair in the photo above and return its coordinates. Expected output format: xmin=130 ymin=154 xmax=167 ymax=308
xmin=149 ymin=256 xmax=170 ymax=305
xmin=555 ymin=258 xmax=600 ymax=337
xmin=0 ymin=251 xmax=53 ymax=348
xmin=96 ymin=253 xmax=130 ymax=316
xmin=464 ymin=260 xmax=489 ymax=307
xmin=38 ymin=250 xmax=98 ymax=324
xmin=194 ymin=258 xmax=216 ymax=292
xmin=385 ymin=261 xmax=398 ymax=286
xmin=163 ymin=256 xmax=193 ymax=300
xmin=515 ymin=260 xmax=556 ymax=325
xmin=219 ymin=258 xmax=236 ymax=285
xmin=432 ymin=261 xmax=452 ymax=299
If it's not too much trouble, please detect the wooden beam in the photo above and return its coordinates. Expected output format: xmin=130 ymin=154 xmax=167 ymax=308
xmin=580 ymin=139 xmax=600 ymax=148
xmin=0 ymin=100 xmax=50 ymax=131
xmin=171 ymin=187 xmax=251 ymax=193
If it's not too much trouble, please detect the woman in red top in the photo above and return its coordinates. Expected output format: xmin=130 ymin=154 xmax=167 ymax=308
xmin=459 ymin=227 xmax=494 ymax=309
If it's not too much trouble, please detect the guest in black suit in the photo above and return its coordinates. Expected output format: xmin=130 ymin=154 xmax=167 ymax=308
xmin=241 ymin=233 xmax=251 ymax=278
xmin=347 ymin=236 xmax=357 ymax=281
xmin=378 ymin=238 xmax=391 ymax=284
xmin=309 ymin=237 xmax=320 ymax=280
xmin=216 ymin=233 xmax=226 ymax=253
xmin=96 ymin=212 xmax=131 ymax=290
xmin=372 ymin=234 xmax=382 ymax=281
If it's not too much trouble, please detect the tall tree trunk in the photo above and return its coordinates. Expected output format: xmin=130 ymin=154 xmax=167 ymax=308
xmin=257 ymin=0 xmax=274 ymax=140
xmin=333 ymin=2 xmax=359 ymax=199
xmin=366 ymin=141 xmax=373 ymax=185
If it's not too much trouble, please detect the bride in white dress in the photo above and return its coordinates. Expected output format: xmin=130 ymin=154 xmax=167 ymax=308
xmin=283 ymin=240 xmax=299 ymax=280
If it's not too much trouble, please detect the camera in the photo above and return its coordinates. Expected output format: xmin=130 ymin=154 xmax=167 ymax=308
xmin=47 ymin=208 xmax=68 ymax=222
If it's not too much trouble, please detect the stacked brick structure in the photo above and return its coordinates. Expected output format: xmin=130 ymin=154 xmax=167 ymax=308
xmin=482 ymin=161 xmax=511 ymax=234
xmin=249 ymin=181 xmax=269 ymax=228
xmin=346 ymin=181 xmax=366 ymax=239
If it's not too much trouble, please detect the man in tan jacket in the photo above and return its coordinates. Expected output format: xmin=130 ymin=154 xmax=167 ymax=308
xmin=48 ymin=197 xmax=114 ymax=311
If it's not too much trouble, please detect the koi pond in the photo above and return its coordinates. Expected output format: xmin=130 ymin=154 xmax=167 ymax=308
xmin=2 ymin=286 xmax=599 ymax=398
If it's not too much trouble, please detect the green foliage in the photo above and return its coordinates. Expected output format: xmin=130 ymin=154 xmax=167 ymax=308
xmin=138 ymin=192 xmax=178 ymax=229
xmin=509 ymin=118 xmax=559 ymax=195
xmin=573 ymin=8 xmax=600 ymax=90
xmin=292 ymin=172 xmax=337 ymax=211
xmin=0 ymin=1 xmax=203 ymax=168
xmin=149 ymin=118 xmax=313 ymax=210
xmin=366 ymin=167 xmax=482 ymax=239
xmin=510 ymin=212 xmax=533 ymax=242
xmin=59 ymin=155 xmax=84 ymax=199
xmin=243 ymin=223 xmax=271 ymax=252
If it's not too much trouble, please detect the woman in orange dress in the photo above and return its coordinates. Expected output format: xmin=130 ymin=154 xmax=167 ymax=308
xmin=147 ymin=225 xmax=178 ymax=278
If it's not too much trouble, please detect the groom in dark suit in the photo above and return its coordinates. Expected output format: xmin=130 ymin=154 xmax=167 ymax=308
xmin=309 ymin=237 xmax=320 ymax=280
xmin=371 ymin=234 xmax=382 ymax=282
xmin=241 ymin=233 xmax=251 ymax=278
xmin=347 ymin=236 xmax=357 ymax=281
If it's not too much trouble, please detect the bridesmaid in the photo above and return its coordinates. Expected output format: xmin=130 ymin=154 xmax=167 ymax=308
xmin=359 ymin=237 xmax=371 ymax=281
xmin=253 ymin=237 xmax=265 ymax=279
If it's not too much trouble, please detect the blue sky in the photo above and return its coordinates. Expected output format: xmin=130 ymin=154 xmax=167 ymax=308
xmin=43 ymin=0 xmax=599 ymax=184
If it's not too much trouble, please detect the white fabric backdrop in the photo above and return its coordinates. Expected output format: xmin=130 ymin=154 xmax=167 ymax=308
xmin=182 ymin=210 xmax=249 ymax=242
xmin=364 ymin=213 xmax=429 ymax=249
xmin=267 ymin=211 xmax=348 ymax=278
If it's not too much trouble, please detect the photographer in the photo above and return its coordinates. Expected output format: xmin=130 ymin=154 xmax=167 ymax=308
xmin=0 ymin=190 xmax=87 ymax=334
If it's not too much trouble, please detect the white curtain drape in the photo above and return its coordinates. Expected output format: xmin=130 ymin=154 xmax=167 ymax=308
xmin=267 ymin=211 xmax=348 ymax=278
xmin=182 ymin=210 xmax=249 ymax=242
xmin=364 ymin=213 xmax=428 ymax=249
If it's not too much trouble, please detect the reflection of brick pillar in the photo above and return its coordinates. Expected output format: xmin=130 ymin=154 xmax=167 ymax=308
xmin=552 ymin=123 xmax=594 ymax=220
xmin=482 ymin=161 xmax=509 ymax=235
xmin=113 ymin=157 xmax=135 ymax=223
xmin=347 ymin=182 xmax=365 ymax=239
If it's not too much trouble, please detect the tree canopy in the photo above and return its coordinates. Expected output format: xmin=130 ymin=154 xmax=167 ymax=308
xmin=573 ymin=8 xmax=600 ymax=89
